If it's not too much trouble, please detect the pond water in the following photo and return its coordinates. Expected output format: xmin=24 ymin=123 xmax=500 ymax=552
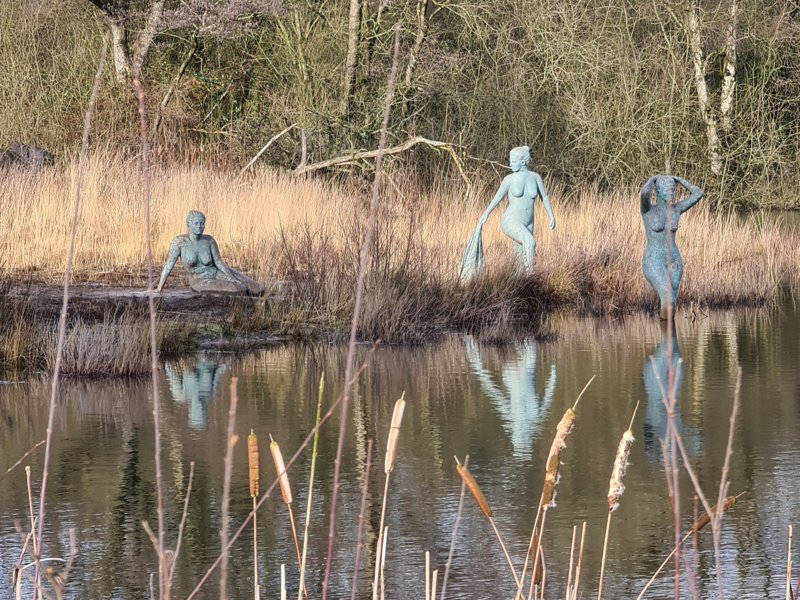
xmin=1 ymin=296 xmax=798 ymax=599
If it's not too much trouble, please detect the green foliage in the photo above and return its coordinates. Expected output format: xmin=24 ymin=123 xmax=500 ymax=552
xmin=1 ymin=0 xmax=799 ymax=206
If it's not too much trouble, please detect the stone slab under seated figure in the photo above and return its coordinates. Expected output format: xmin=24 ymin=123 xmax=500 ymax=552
xmin=639 ymin=174 xmax=704 ymax=319
xmin=460 ymin=145 xmax=556 ymax=282
xmin=156 ymin=210 xmax=265 ymax=295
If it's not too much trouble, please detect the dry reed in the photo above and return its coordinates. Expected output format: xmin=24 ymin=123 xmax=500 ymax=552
xmin=372 ymin=394 xmax=407 ymax=600
xmin=269 ymin=435 xmax=302 ymax=573
xmin=518 ymin=376 xmax=594 ymax=600
xmin=598 ymin=402 xmax=639 ymax=600
xmin=636 ymin=493 xmax=742 ymax=599
xmin=248 ymin=430 xmax=260 ymax=600
xmin=455 ymin=456 xmax=522 ymax=588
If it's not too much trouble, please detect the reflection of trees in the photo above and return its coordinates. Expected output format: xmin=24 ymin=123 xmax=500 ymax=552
xmin=464 ymin=336 xmax=556 ymax=459
xmin=164 ymin=355 xmax=229 ymax=429
xmin=643 ymin=320 xmax=701 ymax=463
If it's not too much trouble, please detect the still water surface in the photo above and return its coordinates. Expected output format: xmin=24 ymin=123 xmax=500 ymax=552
xmin=1 ymin=298 xmax=798 ymax=599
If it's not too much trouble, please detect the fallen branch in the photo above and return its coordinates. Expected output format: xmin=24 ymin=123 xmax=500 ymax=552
xmin=294 ymin=135 xmax=472 ymax=187
xmin=239 ymin=123 xmax=298 ymax=177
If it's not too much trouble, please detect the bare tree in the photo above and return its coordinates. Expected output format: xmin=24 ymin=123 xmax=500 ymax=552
xmin=87 ymin=0 xmax=165 ymax=83
xmin=342 ymin=0 xmax=363 ymax=117
xmin=686 ymin=0 xmax=738 ymax=175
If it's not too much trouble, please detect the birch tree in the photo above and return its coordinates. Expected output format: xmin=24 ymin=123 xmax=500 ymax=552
xmin=686 ymin=0 xmax=738 ymax=175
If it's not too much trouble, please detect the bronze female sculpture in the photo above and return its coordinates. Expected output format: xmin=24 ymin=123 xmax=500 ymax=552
xmin=156 ymin=210 xmax=265 ymax=295
xmin=640 ymin=175 xmax=704 ymax=318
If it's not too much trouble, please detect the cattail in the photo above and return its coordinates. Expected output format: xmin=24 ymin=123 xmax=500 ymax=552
xmin=599 ymin=403 xmax=638 ymax=600
xmin=270 ymin=435 xmax=292 ymax=505
xmin=248 ymin=429 xmax=260 ymax=498
xmin=608 ymin=404 xmax=639 ymax=512
xmin=385 ymin=395 xmax=406 ymax=474
xmin=531 ymin=534 xmax=543 ymax=585
xmin=541 ymin=407 xmax=576 ymax=508
xmin=692 ymin=496 xmax=737 ymax=533
xmin=455 ymin=458 xmax=492 ymax=518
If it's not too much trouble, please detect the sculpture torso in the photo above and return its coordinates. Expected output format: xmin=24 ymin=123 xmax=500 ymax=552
xmin=642 ymin=202 xmax=682 ymax=264
xmin=504 ymin=170 xmax=539 ymax=227
xmin=174 ymin=234 xmax=219 ymax=279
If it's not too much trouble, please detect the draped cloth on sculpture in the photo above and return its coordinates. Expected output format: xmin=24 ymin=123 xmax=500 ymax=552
xmin=459 ymin=223 xmax=486 ymax=283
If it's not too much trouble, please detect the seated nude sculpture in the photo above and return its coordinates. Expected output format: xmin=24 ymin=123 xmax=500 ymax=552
xmin=461 ymin=146 xmax=556 ymax=280
xmin=640 ymin=175 xmax=703 ymax=319
xmin=156 ymin=210 xmax=265 ymax=295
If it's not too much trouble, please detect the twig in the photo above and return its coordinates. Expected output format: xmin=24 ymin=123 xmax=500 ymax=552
xmin=351 ymin=439 xmax=374 ymax=600
xmin=168 ymin=462 xmax=195 ymax=585
xmin=133 ymin=50 xmax=168 ymax=598
xmin=0 ymin=441 xmax=45 ymax=483
xmin=220 ymin=378 xmax=240 ymax=600
xmin=321 ymin=24 xmax=402 ymax=600
xmin=711 ymin=367 xmax=741 ymax=600
xmin=34 ymin=33 xmax=109 ymax=594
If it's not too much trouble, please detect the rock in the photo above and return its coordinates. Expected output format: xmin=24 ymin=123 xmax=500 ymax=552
xmin=0 ymin=142 xmax=56 ymax=170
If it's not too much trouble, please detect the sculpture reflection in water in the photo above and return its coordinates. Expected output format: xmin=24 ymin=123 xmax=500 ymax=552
xmin=164 ymin=355 xmax=229 ymax=429
xmin=643 ymin=320 xmax=701 ymax=462
xmin=464 ymin=336 xmax=557 ymax=460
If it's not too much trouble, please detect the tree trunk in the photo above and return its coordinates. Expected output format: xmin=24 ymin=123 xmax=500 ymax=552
xmin=719 ymin=0 xmax=738 ymax=133
xmin=341 ymin=0 xmax=362 ymax=118
xmin=109 ymin=19 xmax=131 ymax=83
xmin=403 ymin=0 xmax=430 ymax=88
xmin=132 ymin=0 xmax=165 ymax=76
xmin=687 ymin=0 xmax=722 ymax=175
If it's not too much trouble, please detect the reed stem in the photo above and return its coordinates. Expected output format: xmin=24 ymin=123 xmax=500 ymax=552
xmin=489 ymin=516 xmax=522 ymax=588
xmin=598 ymin=511 xmax=613 ymax=600
xmin=351 ymin=438 xmax=374 ymax=600
xmin=299 ymin=373 xmax=325 ymax=600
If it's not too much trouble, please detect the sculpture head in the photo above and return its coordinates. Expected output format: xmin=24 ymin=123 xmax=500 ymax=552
xmin=654 ymin=175 xmax=676 ymax=204
xmin=509 ymin=146 xmax=531 ymax=173
xmin=187 ymin=210 xmax=206 ymax=236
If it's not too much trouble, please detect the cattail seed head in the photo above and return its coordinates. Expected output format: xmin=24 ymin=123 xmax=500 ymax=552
xmin=384 ymin=395 xmax=406 ymax=474
xmin=270 ymin=434 xmax=292 ymax=505
xmin=607 ymin=430 xmax=635 ymax=512
xmin=456 ymin=458 xmax=492 ymax=518
xmin=248 ymin=429 xmax=260 ymax=498
xmin=541 ymin=407 xmax=576 ymax=509
xmin=692 ymin=496 xmax=737 ymax=533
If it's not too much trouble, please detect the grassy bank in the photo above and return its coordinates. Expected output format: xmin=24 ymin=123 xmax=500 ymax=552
xmin=1 ymin=156 xmax=798 ymax=344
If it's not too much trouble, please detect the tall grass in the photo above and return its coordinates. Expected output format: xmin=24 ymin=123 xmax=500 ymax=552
xmin=1 ymin=157 xmax=798 ymax=340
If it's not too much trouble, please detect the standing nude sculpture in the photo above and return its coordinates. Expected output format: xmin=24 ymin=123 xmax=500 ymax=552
xmin=640 ymin=175 xmax=704 ymax=319
xmin=156 ymin=210 xmax=265 ymax=295
xmin=460 ymin=146 xmax=556 ymax=281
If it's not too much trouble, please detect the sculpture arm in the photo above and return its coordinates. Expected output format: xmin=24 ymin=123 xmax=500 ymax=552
xmin=673 ymin=176 xmax=704 ymax=213
xmin=209 ymin=238 xmax=237 ymax=280
xmin=156 ymin=238 xmax=182 ymax=292
xmin=535 ymin=173 xmax=556 ymax=230
xmin=479 ymin=177 xmax=511 ymax=225
xmin=640 ymin=175 xmax=658 ymax=214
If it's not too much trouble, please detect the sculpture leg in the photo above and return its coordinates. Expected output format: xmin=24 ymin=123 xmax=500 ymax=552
xmin=189 ymin=276 xmax=244 ymax=294
xmin=501 ymin=219 xmax=536 ymax=274
xmin=642 ymin=260 xmax=674 ymax=320
xmin=227 ymin=267 xmax=266 ymax=296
